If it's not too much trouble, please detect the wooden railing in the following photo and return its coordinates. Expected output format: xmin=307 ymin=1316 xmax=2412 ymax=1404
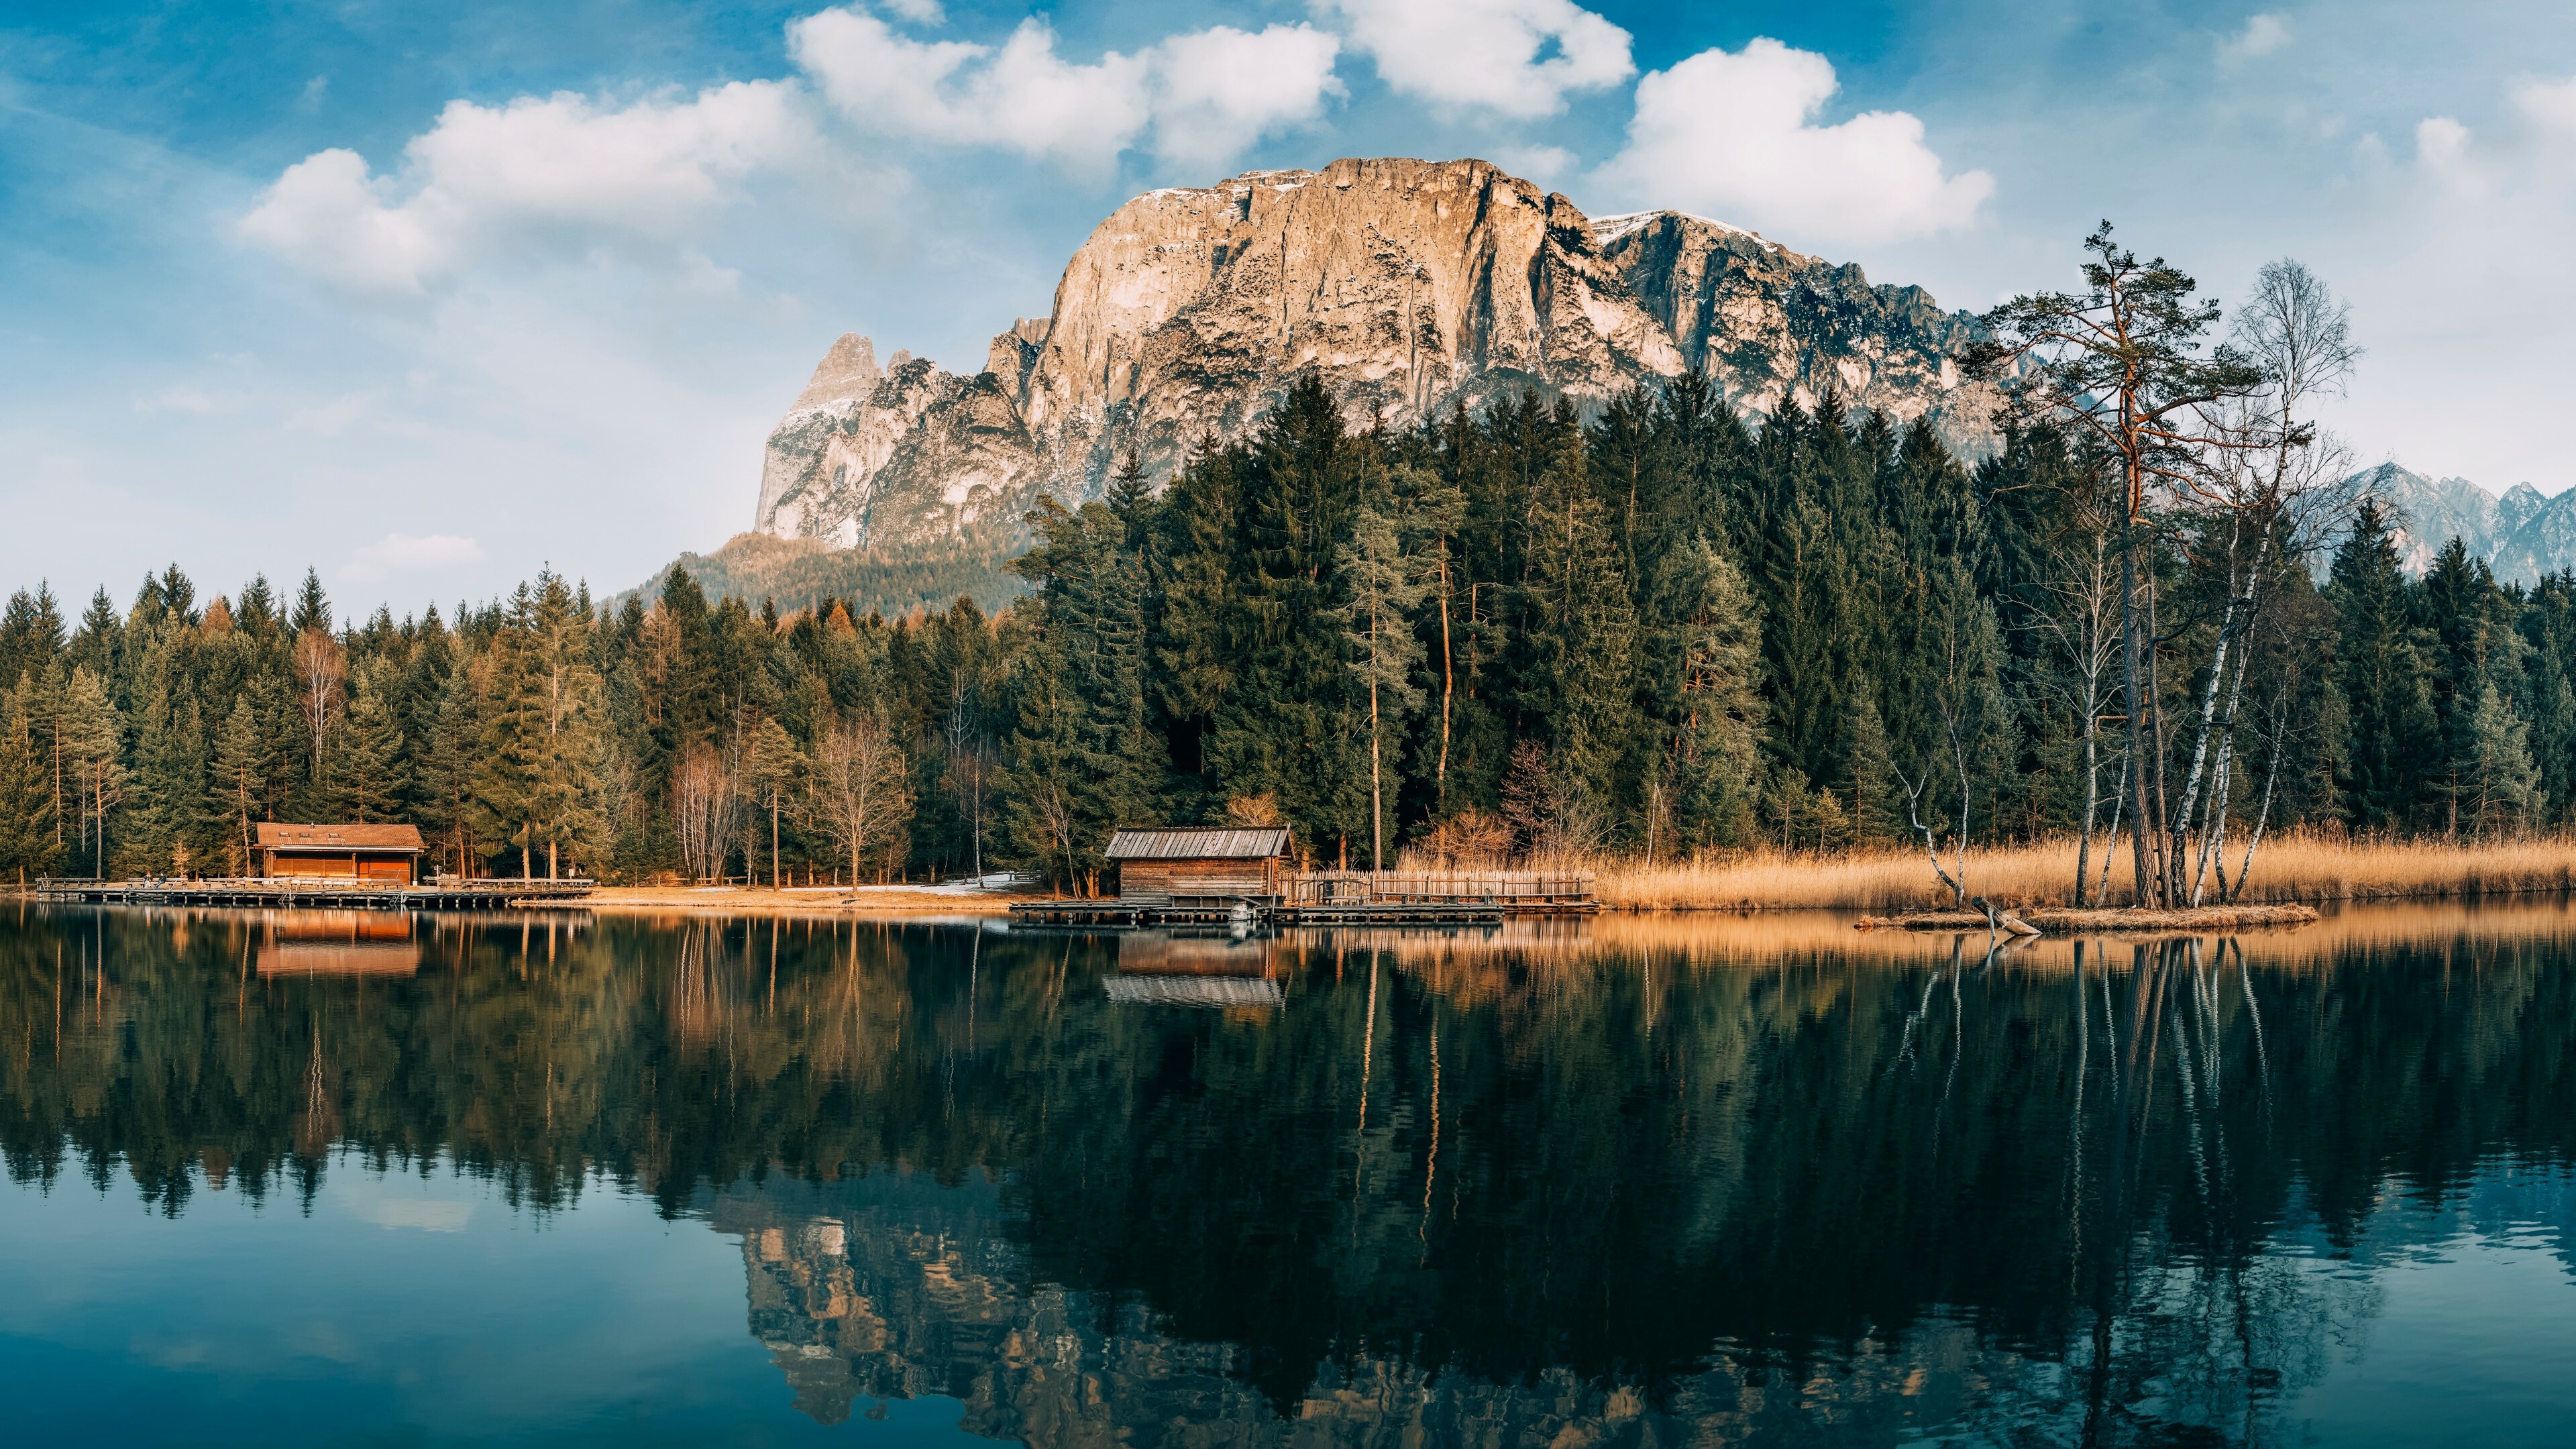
xmin=1289 ymin=870 xmax=1597 ymax=906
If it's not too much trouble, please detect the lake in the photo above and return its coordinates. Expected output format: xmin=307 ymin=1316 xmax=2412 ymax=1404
xmin=5 ymin=903 xmax=2576 ymax=1446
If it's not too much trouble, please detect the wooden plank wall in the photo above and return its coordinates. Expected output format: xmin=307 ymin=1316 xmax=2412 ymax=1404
xmin=1118 ymin=859 xmax=1276 ymax=905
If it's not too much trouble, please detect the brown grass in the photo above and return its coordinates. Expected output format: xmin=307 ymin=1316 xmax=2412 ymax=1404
xmin=582 ymin=884 xmax=1023 ymax=916
xmin=1593 ymin=831 xmax=2576 ymax=912
xmin=1856 ymin=904 xmax=2320 ymax=932
xmin=1278 ymin=898 xmax=2576 ymax=983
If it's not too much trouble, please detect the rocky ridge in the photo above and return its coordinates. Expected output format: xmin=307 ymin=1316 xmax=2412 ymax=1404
xmin=2337 ymin=462 xmax=2569 ymax=583
xmin=753 ymin=156 xmax=2002 ymax=559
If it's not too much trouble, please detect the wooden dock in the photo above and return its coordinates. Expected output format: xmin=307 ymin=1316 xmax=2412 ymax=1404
xmin=1008 ymin=900 xmax=1258 ymax=927
xmin=32 ymin=877 xmax=596 ymax=910
xmin=1010 ymin=867 xmax=1591 ymax=929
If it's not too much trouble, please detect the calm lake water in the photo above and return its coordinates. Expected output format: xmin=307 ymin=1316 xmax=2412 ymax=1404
xmin=7 ymin=903 xmax=2576 ymax=1446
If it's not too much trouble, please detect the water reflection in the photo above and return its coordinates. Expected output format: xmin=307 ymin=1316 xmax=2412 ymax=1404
xmin=4 ymin=903 xmax=2576 ymax=1445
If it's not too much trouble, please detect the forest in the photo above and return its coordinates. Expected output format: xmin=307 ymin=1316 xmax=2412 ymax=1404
xmin=0 ymin=235 xmax=2568 ymax=898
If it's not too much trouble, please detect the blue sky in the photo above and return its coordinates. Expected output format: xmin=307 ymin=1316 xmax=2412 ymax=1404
xmin=6 ymin=0 xmax=2575 ymax=610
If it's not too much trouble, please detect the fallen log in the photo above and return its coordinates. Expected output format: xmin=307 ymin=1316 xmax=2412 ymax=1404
xmin=1856 ymin=903 xmax=2320 ymax=933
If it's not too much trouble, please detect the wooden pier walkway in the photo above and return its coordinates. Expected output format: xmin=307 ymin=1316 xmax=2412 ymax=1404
xmin=32 ymin=877 xmax=597 ymax=910
xmin=1010 ymin=868 xmax=1593 ymax=929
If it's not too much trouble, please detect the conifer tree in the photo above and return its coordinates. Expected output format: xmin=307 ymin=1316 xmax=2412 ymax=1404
xmin=1336 ymin=503 xmax=1428 ymax=869
xmin=0 ymin=584 xmax=65 ymax=690
xmin=1655 ymin=537 xmax=1766 ymax=853
xmin=475 ymin=588 xmax=549 ymax=875
xmin=2330 ymin=502 xmax=2439 ymax=830
xmin=745 ymin=715 xmax=804 ymax=888
xmin=1513 ymin=425 xmax=1638 ymax=816
xmin=59 ymin=664 xmax=125 ymax=877
xmin=0 ymin=682 xmax=60 ymax=880
xmin=419 ymin=655 xmax=485 ymax=876
xmin=207 ymin=695 xmax=269 ymax=873
xmin=2463 ymin=683 xmax=2540 ymax=839
xmin=339 ymin=665 xmax=411 ymax=824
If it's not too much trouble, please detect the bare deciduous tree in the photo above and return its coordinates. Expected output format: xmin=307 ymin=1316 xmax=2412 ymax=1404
xmin=670 ymin=745 xmax=740 ymax=883
xmin=810 ymin=708 xmax=912 ymax=886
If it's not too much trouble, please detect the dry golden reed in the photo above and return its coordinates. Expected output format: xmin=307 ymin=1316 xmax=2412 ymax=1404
xmin=1591 ymin=831 xmax=2576 ymax=912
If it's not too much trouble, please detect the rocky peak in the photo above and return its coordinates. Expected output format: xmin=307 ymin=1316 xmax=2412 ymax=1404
xmin=790 ymin=333 xmax=879 ymax=411
xmin=749 ymin=156 xmax=2001 ymax=559
xmin=2500 ymin=481 xmax=2548 ymax=536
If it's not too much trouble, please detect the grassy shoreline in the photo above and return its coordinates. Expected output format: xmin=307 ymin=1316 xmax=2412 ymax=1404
xmin=1593 ymin=833 xmax=2576 ymax=913
xmin=580 ymin=884 xmax=1020 ymax=916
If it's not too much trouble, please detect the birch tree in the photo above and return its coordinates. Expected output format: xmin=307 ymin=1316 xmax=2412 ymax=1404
xmin=1970 ymin=223 xmax=2268 ymax=906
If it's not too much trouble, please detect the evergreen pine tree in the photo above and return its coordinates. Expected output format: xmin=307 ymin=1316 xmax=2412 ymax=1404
xmin=2330 ymin=501 xmax=2440 ymax=829
xmin=340 ymin=665 xmax=411 ymax=824
xmin=59 ymin=664 xmax=126 ymax=877
xmin=1336 ymin=503 xmax=1428 ymax=868
xmin=207 ymin=694 xmax=269 ymax=874
xmin=1658 ymin=537 xmax=1766 ymax=852
xmin=0 ymin=681 xmax=61 ymax=879
xmin=2463 ymin=682 xmax=2540 ymax=838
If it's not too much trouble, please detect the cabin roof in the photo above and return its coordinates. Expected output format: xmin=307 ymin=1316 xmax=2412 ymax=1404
xmin=255 ymin=822 xmax=427 ymax=853
xmin=1102 ymin=826 xmax=1292 ymax=861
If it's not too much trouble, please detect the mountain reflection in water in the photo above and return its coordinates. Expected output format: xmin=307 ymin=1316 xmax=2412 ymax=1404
xmin=5 ymin=903 xmax=2576 ymax=1446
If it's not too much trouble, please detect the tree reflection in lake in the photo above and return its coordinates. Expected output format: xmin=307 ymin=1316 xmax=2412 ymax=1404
xmin=3 ymin=903 xmax=2575 ymax=1445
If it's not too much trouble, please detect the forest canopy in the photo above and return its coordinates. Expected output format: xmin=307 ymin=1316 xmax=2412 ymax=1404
xmin=1 ymin=244 xmax=2566 ymax=898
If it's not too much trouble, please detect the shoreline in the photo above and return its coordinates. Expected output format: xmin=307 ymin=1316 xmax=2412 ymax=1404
xmin=1593 ymin=835 xmax=2576 ymax=913
xmin=580 ymin=885 xmax=1027 ymax=916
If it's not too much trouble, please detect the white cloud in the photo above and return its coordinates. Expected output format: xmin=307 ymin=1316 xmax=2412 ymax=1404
xmin=1147 ymin=25 xmax=1344 ymax=173
xmin=1594 ymin=38 xmax=1993 ymax=247
xmin=2218 ymin=14 xmax=2292 ymax=64
xmin=2513 ymin=74 xmax=2576 ymax=141
xmin=881 ymin=0 xmax=944 ymax=21
xmin=238 ymin=80 xmax=815 ymax=295
xmin=1316 ymin=0 xmax=1630 ymax=117
xmin=1493 ymin=144 xmax=1576 ymax=184
xmin=2410 ymin=75 xmax=2576 ymax=194
xmin=789 ymin=8 xmax=1341 ymax=175
xmin=2416 ymin=114 xmax=2473 ymax=177
xmin=341 ymin=533 xmax=486 ymax=584
xmin=789 ymin=9 xmax=1149 ymax=170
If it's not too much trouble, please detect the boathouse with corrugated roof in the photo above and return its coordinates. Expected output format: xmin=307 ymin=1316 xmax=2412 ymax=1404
xmin=1102 ymin=826 xmax=1293 ymax=908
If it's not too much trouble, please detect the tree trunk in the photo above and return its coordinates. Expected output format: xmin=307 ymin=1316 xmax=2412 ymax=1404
xmin=2074 ymin=704 xmax=2098 ymax=907
xmin=2227 ymin=733 xmax=2286 ymax=904
xmin=1368 ymin=667 xmax=1385 ymax=871
xmin=1437 ymin=547 xmax=1454 ymax=809
xmin=2147 ymin=573 xmax=2176 ymax=902
xmin=2119 ymin=529 xmax=2157 ymax=907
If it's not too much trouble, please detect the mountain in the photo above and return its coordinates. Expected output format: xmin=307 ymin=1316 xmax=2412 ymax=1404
xmin=2337 ymin=462 xmax=2570 ymax=584
xmin=749 ymin=155 xmax=2001 ymax=564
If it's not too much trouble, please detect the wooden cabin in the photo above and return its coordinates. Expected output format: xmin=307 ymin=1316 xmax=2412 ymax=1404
xmin=256 ymin=823 xmax=427 ymax=885
xmin=1104 ymin=826 xmax=1292 ymax=908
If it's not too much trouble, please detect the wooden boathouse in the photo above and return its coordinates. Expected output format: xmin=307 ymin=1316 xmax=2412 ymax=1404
xmin=258 ymin=822 xmax=427 ymax=884
xmin=34 ymin=823 xmax=593 ymax=909
xmin=1106 ymin=826 xmax=1293 ymax=908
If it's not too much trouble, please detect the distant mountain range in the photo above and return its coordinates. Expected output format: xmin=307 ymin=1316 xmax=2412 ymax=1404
xmin=2335 ymin=462 xmax=2569 ymax=584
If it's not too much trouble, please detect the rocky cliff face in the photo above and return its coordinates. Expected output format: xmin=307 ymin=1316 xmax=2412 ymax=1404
xmin=753 ymin=156 xmax=2002 ymax=557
